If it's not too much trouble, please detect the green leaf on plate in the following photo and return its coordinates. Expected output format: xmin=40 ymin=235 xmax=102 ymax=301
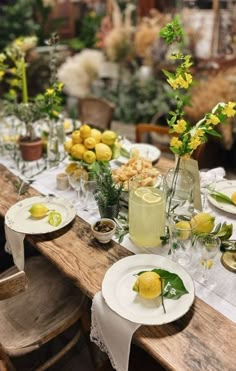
xmin=210 ymin=191 xmax=235 ymax=205
xmin=136 ymin=269 xmax=189 ymax=300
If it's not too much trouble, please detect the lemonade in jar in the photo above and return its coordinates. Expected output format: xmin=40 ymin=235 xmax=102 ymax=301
xmin=129 ymin=174 xmax=166 ymax=248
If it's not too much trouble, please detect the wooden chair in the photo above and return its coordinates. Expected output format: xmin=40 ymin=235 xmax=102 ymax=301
xmin=0 ymin=255 xmax=89 ymax=370
xmin=135 ymin=123 xmax=205 ymax=163
xmin=79 ymin=97 xmax=115 ymax=131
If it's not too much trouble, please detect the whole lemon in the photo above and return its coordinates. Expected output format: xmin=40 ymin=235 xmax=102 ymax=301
xmin=71 ymin=143 xmax=86 ymax=160
xmin=64 ymin=139 xmax=73 ymax=153
xmin=83 ymin=150 xmax=96 ymax=164
xmin=133 ymin=271 xmax=162 ymax=299
xmin=29 ymin=203 xmax=48 ymax=218
xmin=175 ymin=220 xmax=191 ymax=240
xmin=190 ymin=212 xmax=215 ymax=234
xmin=71 ymin=130 xmax=82 ymax=144
xmin=231 ymin=192 xmax=236 ymax=205
xmin=95 ymin=143 xmax=112 ymax=161
xmin=90 ymin=128 xmax=102 ymax=143
xmin=84 ymin=137 xmax=97 ymax=149
xmin=101 ymin=130 xmax=117 ymax=146
xmin=80 ymin=124 xmax=91 ymax=139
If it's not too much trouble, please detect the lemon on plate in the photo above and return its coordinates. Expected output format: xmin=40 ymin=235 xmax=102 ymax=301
xmin=29 ymin=203 xmax=49 ymax=218
xmin=133 ymin=271 xmax=162 ymax=299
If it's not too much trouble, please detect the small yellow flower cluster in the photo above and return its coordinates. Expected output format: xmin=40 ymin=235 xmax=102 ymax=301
xmin=168 ymin=73 xmax=192 ymax=90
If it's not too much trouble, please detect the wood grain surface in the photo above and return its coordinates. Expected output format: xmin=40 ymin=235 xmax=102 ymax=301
xmin=0 ymin=162 xmax=235 ymax=371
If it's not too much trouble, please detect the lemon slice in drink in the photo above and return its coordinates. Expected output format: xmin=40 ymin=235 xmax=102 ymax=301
xmin=134 ymin=187 xmax=151 ymax=198
xmin=48 ymin=211 xmax=62 ymax=227
xmin=143 ymin=193 xmax=161 ymax=203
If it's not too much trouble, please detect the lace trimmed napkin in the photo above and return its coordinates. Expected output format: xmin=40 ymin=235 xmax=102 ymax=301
xmin=200 ymin=167 xmax=226 ymax=185
xmin=90 ymin=292 xmax=140 ymax=371
xmin=4 ymin=224 xmax=25 ymax=271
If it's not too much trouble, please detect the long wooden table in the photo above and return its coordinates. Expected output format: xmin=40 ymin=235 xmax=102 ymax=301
xmin=0 ymin=161 xmax=235 ymax=371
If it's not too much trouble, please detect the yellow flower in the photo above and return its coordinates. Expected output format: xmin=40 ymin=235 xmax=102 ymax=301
xmin=167 ymin=77 xmax=179 ymax=90
xmin=0 ymin=53 xmax=6 ymax=63
xmin=46 ymin=88 xmax=54 ymax=95
xmin=0 ymin=70 xmax=5 ymax=80
xmin=196 ymin=128 xmax=204 ymax=137
xmin=222 ymin=102 xmax=236 ymax=117
xmin=206 ymin=114 xmax=220 ymax=126
xmin=10 ymin=78 xmax=20 ymax=87
xmin=9 ymin=67 xmax=17 ymax=74
xmin=189 ymin=136 xmax=202 ymax=150
xmin=176 ymin=73 xmax=192 ymax=89
xmin=170 ymin=137 xmax=182 ymax=149
xmin=173 ymin=119 xmax=187 ymax=134
xmin=57 ymin=82 xmax=64 ymax=91
xmin=52 ymin=110 xmax=59 ymax=118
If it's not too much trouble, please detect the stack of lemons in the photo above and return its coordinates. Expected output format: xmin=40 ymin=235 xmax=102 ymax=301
xmin=64 ymin=124 xmax=119 ymax=164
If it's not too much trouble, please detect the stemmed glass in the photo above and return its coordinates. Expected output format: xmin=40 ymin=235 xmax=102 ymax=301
xmin=68 ymin=170 xmax=87 ymax=207
xmin=197 ymin=234 xmax=221 ymax=284
xmin=200 ymin=171 xmax=216 ymax=210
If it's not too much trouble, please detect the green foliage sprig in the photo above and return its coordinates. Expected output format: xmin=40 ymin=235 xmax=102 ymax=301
xmin=94 ymin=168 xmax=123 ymax=208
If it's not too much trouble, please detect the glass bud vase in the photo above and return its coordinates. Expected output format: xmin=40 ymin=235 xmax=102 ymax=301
xmin=166 ymin=157 xmax=195 ymax=216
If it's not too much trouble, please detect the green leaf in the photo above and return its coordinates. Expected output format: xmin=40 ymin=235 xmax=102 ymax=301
xmin=152 ymin=269 xmax=189 ymax=299
xmin=210 ymin=191 xmax=235 ymax=205
xmin=136 ymin=269 xmax=189 ymax=300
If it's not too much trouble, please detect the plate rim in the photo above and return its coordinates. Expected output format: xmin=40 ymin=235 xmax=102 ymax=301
xmin=102 ymin=254 xmax=195 ymax=325
xmin=118 ymin=143 xmax=161 ymax=164
xmin=5 ymin=195 xmax=76 ymax=234
xmin=207 ymin=179 xmax=236 ymax=215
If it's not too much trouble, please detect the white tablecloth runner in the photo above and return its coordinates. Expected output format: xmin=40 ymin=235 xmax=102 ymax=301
xmin=1 ymin=156 xmax=236 ymax=371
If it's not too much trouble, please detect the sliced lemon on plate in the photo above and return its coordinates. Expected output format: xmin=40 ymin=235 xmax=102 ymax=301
xmin=48 ymin=211 xmax=62 ymax=227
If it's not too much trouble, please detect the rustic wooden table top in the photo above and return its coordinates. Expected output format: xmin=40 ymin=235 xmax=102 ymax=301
xmin=0 ymin=161 xmax=235 ymax=371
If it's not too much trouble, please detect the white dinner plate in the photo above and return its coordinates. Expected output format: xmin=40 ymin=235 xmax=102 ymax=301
xmin=5 ymin=195 xmax=76 ymax=234
xmin=208 ymin=180 xmax=236 ymax=215
xmin=102 ymin=254 xmax=195 ymax=325
xmin=118 ymin=143 xmax=161 ymax=164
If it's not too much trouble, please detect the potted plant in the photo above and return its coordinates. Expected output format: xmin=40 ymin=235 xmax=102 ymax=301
xmin=0 ymin=34 xmax=64 ymax=161
xmin=94 ymin=168 xmax=123 ymax=220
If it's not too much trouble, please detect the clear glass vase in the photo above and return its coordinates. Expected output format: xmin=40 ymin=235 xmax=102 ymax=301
xmin=166 ymin=157 xmax=195 ymax=216
xmin=47 ymin=118 xmax=65 ymax=168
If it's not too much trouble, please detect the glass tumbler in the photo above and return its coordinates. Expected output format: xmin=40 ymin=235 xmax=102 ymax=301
xmin=169 ymin=214 xmax=197 ymax=266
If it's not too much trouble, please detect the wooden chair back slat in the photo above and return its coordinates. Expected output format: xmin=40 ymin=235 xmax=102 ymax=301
xmin=0 ymin=270 xmax=28 ymax=300
xmin=79 ymin=97 xmax=115 ymax=130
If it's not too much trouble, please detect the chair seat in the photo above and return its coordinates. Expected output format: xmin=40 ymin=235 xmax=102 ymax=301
xmin=0 ymin=256 xmax=86 ymax=357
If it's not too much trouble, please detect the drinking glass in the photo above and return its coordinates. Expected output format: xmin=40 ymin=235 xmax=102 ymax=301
xmin=80 ymin=174 xmax=97 ymax=211
xmin=129 ymin=173 xmax=166 ymax=248
xmin=197 ymin=234 xmax=221 ymax=284
xmin=68 ymin=170 xmax=86 ymax=207
xmin=169 ymin=214 xmax=197 ymax=266
xmin=166 ymin=167 xmax=194 ymax=214
xmin=200 ymin=171 xmax=216 ymax=210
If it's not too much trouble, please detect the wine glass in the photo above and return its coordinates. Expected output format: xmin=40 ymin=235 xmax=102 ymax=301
xmin=200 ymin=171 xmax=216 ymax=210
xmin=197 ymin=234 xmax=221 ymax=285
xmin=68 ymin=170 xmax=87 ymax=207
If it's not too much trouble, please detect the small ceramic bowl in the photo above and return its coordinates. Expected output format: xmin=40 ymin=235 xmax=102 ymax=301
xmin=91 ymin=218 xmax=116 ymax=244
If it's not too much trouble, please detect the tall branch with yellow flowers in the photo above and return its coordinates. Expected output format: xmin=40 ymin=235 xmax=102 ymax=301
xmin=160 ymin=17 xmax=236 ymax=216
xmin=160 ymin=17 xmax=236 ymax=160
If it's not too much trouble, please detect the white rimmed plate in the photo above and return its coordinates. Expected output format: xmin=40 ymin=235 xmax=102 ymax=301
xmin=208 ymin=180 xmax=236 ymax=215
xmin=117 ymin=143 xmax=161 ymax=164
xmin=102 ymin=254 xmax=195 ymax=325
xmin=5 ymin=195 xmax=76 ymax=234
